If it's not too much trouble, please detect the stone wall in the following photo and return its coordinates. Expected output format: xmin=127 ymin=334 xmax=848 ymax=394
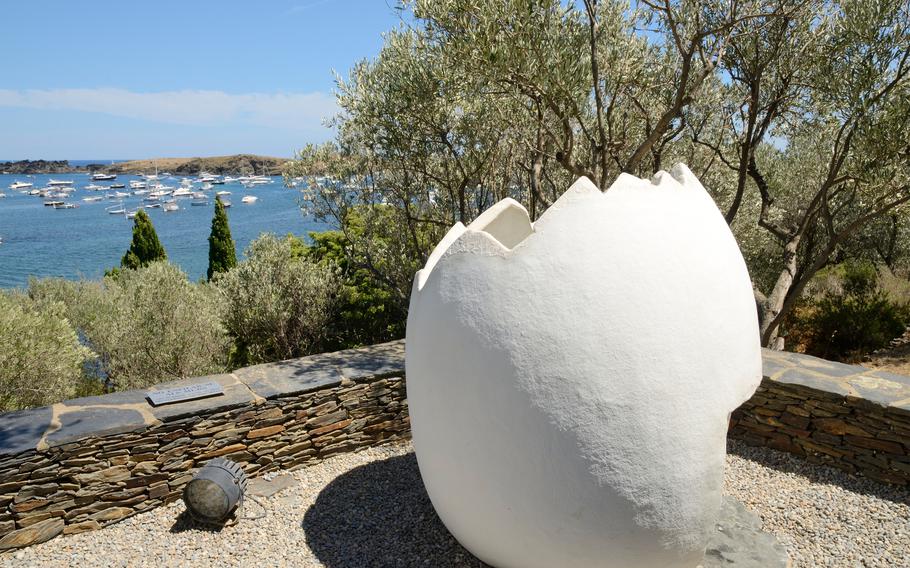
xmin=0 ymin=340 xmax=908 ymax=551
xmin=0 ymin=341 xmax=408 ymax=550
xmin=730 ymin=349 xmax=910 ymax=486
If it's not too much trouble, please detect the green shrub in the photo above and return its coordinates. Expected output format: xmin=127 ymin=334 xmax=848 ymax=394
xmin=215 ymin=233 xmax=339 ymax=366
xmin=792 ymin=262 xmax=910 ymax=361
xmin=0 ymin=293 xmax=94 ymax=410
xmin=304 ymin=229 xmax=406 ymax=349
xmin=75 ymin=263 xmax=230 ymax=391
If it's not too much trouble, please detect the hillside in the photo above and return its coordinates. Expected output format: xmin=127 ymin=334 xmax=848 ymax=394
xmin=100 ymin=154 xmax=290 ymax=175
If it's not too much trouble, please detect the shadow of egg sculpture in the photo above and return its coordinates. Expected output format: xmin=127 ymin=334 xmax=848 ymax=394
xmin=405 ymin=164 xmax=762 ymax=568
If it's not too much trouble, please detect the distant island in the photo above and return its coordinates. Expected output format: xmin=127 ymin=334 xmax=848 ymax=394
xmin=0 ymin=154 xmax=289 ymax=175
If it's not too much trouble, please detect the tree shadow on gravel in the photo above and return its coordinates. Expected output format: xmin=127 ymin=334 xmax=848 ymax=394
xmin=302 ymin=453 xmax=489 ymax=568
xmin=727 ymin=438 xmax=910 ymax=506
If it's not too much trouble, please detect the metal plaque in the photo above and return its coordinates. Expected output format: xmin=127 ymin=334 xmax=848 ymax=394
xmin=146 ymin=381 xmax=224 ymax=406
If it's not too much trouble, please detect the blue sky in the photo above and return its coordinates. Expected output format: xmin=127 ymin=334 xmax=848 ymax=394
xmin=0 ymin=1 xmax=403 ymax=160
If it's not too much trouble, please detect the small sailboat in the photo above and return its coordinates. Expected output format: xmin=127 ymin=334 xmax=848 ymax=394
xmin=241 ymin=195 xmax=258 ymax=204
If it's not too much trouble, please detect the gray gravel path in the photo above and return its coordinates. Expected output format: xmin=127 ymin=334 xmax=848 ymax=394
xmin=1 ymin=439 xmax=907 ymax=568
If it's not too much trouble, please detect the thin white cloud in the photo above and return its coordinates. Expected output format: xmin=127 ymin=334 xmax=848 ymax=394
xmin=0 ymin=88 xmax=339 ymax=130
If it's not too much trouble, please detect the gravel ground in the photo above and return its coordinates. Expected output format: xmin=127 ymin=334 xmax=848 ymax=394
xmin=1 ymin=439 xmax=907 ymax=568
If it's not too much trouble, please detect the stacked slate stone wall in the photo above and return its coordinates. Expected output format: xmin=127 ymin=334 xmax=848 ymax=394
xmin=0 ymin=341 xmax=408 ymax=550
xmin=0 ymin=341 xmax=908 ymax=551
xmin=730 ymin=349 xmax=910 ymax=486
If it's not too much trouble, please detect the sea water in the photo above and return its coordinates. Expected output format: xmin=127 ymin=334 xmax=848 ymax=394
xmin=0 ymin=172 xmax=329 ymax=288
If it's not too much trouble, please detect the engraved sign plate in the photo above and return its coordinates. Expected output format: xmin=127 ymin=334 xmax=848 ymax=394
xmin=146 ymin=381 xmax=224 ymax=406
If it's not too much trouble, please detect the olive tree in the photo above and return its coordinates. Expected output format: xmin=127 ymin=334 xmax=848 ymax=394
xmin=0 ymin=293 xmax=94 ymax=410
xmin=215 ymin=234 xmax=340 ymax=366
xmin=85 ymin=263 xmax=230 ymax=390
xmin=695 ymin=0 xmax=910 ymax=346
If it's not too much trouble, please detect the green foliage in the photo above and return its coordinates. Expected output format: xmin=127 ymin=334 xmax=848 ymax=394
xmin=52 ymin=263 xmax=231 ymax=391
xmin=215 ymin=233 xmax=340 ymax=366
xmin=790 ymin=262 xmax=910 ymax=361
xmin=121 ymin=209 xmax=167 ymax=270
xmin=306 ymin=226 xmax=406 ymax=349
xmin=208 ymin=198 xmax=238 ymax=281
xmin=0 ymin=293 xmax=94 ymax=411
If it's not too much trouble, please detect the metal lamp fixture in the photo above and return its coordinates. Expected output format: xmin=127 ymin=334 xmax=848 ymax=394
xmin=183 ymin=458 xmax=248 ymax=523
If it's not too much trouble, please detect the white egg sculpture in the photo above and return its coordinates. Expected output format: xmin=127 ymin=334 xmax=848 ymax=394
xmin=405 ymin=164 xmax=762 ymax=568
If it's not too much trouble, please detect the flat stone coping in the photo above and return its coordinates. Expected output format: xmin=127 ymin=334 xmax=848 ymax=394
xmin=1 ymin=341 xmax=907 ymax=457
xmin=762 ymin=349 xmax=910 ymax=412
xmin=0 ymin=341 xmax=405 ymax=457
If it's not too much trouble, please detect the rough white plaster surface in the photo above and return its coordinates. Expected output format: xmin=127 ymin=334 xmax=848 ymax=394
xmin=405 ymin=164 xmax=762 ymax=568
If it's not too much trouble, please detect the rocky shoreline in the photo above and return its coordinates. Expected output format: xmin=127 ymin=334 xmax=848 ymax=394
xmin=0 ymin=160 xmax=80 ymax=175
xmin=0 ymin=155 xmax=288 ymax=176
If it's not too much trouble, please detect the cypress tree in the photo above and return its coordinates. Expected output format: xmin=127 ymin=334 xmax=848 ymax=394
xmin=207 ymin=197 xmax=237 ymax=280
xmin=121 ymin=209 xmax=166 ymax=270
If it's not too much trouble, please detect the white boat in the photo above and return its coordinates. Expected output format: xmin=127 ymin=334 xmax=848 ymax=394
xmin=92 ymin=173 xmax=116 ymax=181
xmin=114 ymin=191 xmax=130 ymax=198
xmin=129 ymin=180 xmax=147 ymax=190
xmin=241 ymin=195 xmax=258 ymax=204
xmin=144 ymin=203 xmax=161 ymax=209
xmin=192 ymin=191 xmax=206 ymax=199
xmin=222 ymin=176 xmax=237 ymax=183
xmin=126 ymin=209 xmax=139 ymax=218
xmin=163 ymin=202 xmax=179 ymax=212
xmin=53 ymin=202 xmax=77 ymax=209
xmin=171 ymin=188 xmax=193 ymax=198
xmin=201 ymin=182 xmax=213 ymax=191
xmin=143 ymin=195 xmax=160 ymax=202
xmin=220 ymin=199 xmax=232 ymax=208
xmin=9 ymin=181 xmax=32 ymax=190
xmin=149 ymin=190 xmax=171 ymax=198
xmin=44 ymin=200 xmax=65 ymax=207
xmin=216 ymin=190 xmax=231 ymax=196
xmin=0 ymin=193 xmax=6 ymax=198
xmin=82 ymin=196 xmax=104 ymax=202
xmin=133 ymin=189 xmax=149 ymax=195
xmin=106 ymin=202 xmax=126 ymax=215
xmin=84 ymin=184 xmax=106 ymax=191
xmin=47 ymin=179 xmax=74 ymax=187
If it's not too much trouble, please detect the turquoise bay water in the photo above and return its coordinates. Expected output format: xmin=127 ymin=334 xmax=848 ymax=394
xmin=0 ymin=172 xmax=328 ymax=288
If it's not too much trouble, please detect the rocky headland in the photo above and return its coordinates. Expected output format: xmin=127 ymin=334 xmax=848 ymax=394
xmin=0 ymin=154 xmax=289 ymax=175
xmin=0 ymin=160 xmax=79 ymax=175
